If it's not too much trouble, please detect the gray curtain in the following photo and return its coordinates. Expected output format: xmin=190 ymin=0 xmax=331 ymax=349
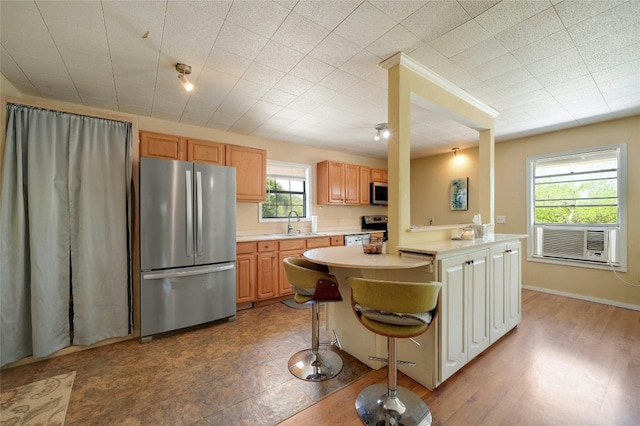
xmin=1 ymin=104 xmax=132 ymax=366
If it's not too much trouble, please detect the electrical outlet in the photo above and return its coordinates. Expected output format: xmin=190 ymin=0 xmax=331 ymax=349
xmin=496 ymin=215 xmax=506 ymax=224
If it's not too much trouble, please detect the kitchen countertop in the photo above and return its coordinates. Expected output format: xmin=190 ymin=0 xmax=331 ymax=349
xmin=303 ymin=245 xmax=430 ymax=269
xmin=397 ymin=233 xmax=528 ymax=256
xmin=236 ymin=229 xmax=382 ymax=242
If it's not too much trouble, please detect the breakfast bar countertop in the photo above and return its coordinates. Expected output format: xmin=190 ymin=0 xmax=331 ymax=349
xmin=303 ymin=245 xmax=430 ymax=269
xmin=397 ymin=233 xmax=528 ymax=257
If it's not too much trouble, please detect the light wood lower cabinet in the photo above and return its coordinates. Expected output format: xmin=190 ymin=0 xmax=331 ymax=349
xmin=330 ymin=235 xmax=344 ymax=246
xmin=238 ymin=236 xmax=344 ymax=304
xmin=236 ymin=242 xmax=257 ymax=304
xmin=256 ymin=241 xmax=278 ymax=300
xmin=277 ymin=239 xmax=306 ymax=297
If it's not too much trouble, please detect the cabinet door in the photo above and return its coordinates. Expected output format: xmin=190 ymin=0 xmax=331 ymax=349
xmin=467 ymin=250 xmax=490 ymax=360
xmin=257 ymin=252 xmax=277 ymax=300
xmin=306 ymin=237 xmax=331 ymax=249
xmin=278 ymin=249 xmax=304 ymax=296
xmin=226 ymin=145 xmax=266 ymax=202
xmin=439 ymin=253 xmax=467 ymax=382
xmin=236 ymin=253 xmax=256 ymax=303
xmin=344 ymin=163 xmax=360 ymax=204
xmin=505 ymin=242 xmax=522 ymax=330
xmin=327 ymin=161 xmax=345 ymax=204
xmin=371 ymin=168 xmax=388 ymax=183
xmin=330 ymin=236 xmax=344 ymax=246
xmin=140 ymin=131 xmax=186 ymax=160
xmin=188 ymin=139 xmax=225 ymax=165
xmin=359 ymin=166 xmax=371 ymax=205
xmin=489 ymin=245 xmax=508 ymax=343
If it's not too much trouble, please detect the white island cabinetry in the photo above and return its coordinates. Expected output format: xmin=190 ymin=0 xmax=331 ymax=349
xmin=438 ymin=248 xmax=490 ymax=382
xmin=489 ymin=241 xmax=522 ymax=343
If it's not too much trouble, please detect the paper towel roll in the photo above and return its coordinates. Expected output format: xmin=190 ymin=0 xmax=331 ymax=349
xmin=311 ymin=216 xmax=318 ymax=233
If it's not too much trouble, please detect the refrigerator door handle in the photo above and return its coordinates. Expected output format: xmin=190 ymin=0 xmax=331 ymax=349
xmin=195 ymin=170 xmax=203 ymax=256
xmin=142 ymin=263 xmax=235 ymax=280
xmin=185 ymin=169 xmax=193 ymax=257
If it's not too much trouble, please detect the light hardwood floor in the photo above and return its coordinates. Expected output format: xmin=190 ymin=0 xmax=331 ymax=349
xmin=2 ymin=290 xmax=638 ymax=425
xmin=283 ymin=289 xmax=640 ymax=425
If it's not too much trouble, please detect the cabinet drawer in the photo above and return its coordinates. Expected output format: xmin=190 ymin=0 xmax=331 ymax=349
xmin=330 ymin=236 xmax=344 ymax=246
xmin=306 ymin=237 xmax=331 ymax=249
xmin=257 ymin=241 xmax=277 ymax=252
xmin=279 ymin=239 xmax=305 ymax=251
xmin=237 ymin=241 xmax=256 ymax=254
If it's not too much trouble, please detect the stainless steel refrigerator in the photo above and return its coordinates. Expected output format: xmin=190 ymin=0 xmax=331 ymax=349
xmin=139 ymin=157 xmax=236 ymax=339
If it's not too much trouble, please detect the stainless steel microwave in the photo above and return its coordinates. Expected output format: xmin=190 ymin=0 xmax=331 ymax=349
xmin=370 ymin=182 xmax=388 ymax=205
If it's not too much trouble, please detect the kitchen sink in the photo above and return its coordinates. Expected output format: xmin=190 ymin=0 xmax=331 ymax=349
xmin=269 ymin=232 xmax=328 ymax=238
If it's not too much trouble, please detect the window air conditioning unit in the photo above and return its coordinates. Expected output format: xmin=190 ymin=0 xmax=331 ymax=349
xmin=533 ymin=226 xmax=618 ymax=264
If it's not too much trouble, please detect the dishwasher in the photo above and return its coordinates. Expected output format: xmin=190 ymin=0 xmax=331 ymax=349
xmin=344 ymin=233 xmax=371 ymax=246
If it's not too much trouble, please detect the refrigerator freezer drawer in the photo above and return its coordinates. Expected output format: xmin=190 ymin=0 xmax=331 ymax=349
xmin=140 ymin=263 xmax=236 ymax=337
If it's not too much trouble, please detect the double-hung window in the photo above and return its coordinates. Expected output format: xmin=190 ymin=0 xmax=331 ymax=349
xmin=260 ymin=161 xmax=311 ymax=221
xmin=527 ymin=144 xmax=627 ymax=270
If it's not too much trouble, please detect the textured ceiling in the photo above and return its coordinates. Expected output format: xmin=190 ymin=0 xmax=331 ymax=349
xmin=1 ymin=0 xmax=639 ymax=159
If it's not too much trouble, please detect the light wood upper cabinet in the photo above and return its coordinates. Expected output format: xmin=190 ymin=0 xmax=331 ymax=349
xmin=317 ymin=160 xmax=360 ymax=205
xmin=187 ymin=138 xmax=225 ymax=165
xmin=226 ymin=145 xmax=266 ymax=202
xmin=371 ymin=168 xmax=388 ymax=183
xmin=360 ymin=166 xmax=371 ymax=205
xmin=140 ymin=131 xmax=187 ymax=160
xmin=140 ymin=131 xmax=266 ymax=202
xmin=317 ymin=160 xmax=344 ymax=204
xmin=344 ymin=163 xmax=360 ymax=204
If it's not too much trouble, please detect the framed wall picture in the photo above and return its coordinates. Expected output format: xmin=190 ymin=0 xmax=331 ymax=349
xmin=450 ymin=177 xmax=468 ymax=211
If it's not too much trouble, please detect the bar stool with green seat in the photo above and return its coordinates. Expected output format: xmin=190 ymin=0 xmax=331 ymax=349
xmin=348 ymin=277 xmax=441 ymax=426
xmin=283 ymin=257 xmax=344 ymax=381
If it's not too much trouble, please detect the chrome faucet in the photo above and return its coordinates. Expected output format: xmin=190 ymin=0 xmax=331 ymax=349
xmin=287 ymin=210 xmax=300 ymax=234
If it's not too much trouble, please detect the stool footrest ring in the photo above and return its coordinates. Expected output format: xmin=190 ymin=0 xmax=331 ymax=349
xmin=367 ymin=356 xmax=417 ymax=367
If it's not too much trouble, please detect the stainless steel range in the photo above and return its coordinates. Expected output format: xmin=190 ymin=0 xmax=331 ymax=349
xmin=361 ymin=215 xmax=388 ymax=241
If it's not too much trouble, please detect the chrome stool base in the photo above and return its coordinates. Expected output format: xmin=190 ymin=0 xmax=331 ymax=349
xmin=355 ymin=384 xmax=432 ymax=426
xmin=288 ymin=348 xmax=343 ymax=382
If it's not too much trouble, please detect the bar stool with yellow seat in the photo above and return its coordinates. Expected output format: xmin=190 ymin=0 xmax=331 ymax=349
xmin=348 ymin=277 xmax=441 ymax=426
xmin=283 ymin=257 xmax=344 ymax=381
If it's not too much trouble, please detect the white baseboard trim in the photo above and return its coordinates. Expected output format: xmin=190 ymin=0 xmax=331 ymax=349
xmin=522 ymin=285 xmax=640 ymax=312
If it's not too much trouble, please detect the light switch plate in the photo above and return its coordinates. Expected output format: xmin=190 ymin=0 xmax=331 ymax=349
xmin=496 ymin=215 xmax=506 ymax=224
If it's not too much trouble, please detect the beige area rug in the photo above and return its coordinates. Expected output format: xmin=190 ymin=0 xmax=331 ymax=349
xmin=1 ymin=371 xmax=75 ymax=426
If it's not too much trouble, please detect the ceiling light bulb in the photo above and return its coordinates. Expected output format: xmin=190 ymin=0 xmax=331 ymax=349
xmin=374 ymin=123 xmax=388 ymax=141
xmin=176 ymin=63 xmax=193 ymax=92
xmin=178 ymin=74 xmax=193 ymax=92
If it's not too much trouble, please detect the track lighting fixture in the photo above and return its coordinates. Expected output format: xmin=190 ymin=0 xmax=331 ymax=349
xmin=176 ymin=63 xmax=193 ymax=92
xmin=374 ymin=123 xmax=389 ymax=141
xmin=452 ymin=147 xmax=459 ymax=156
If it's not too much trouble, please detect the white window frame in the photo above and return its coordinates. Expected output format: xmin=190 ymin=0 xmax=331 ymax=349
xmin=526 ymin=143 xmax=627 ymax=271
xmin=259 ymin=160 xmax=312 ymax=223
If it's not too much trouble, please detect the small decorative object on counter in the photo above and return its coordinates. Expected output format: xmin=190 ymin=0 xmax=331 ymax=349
xmin=362 ymin=236 xmax=383 ymax=254
xmin=461 ymin=227 xmax=476 ymax=240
